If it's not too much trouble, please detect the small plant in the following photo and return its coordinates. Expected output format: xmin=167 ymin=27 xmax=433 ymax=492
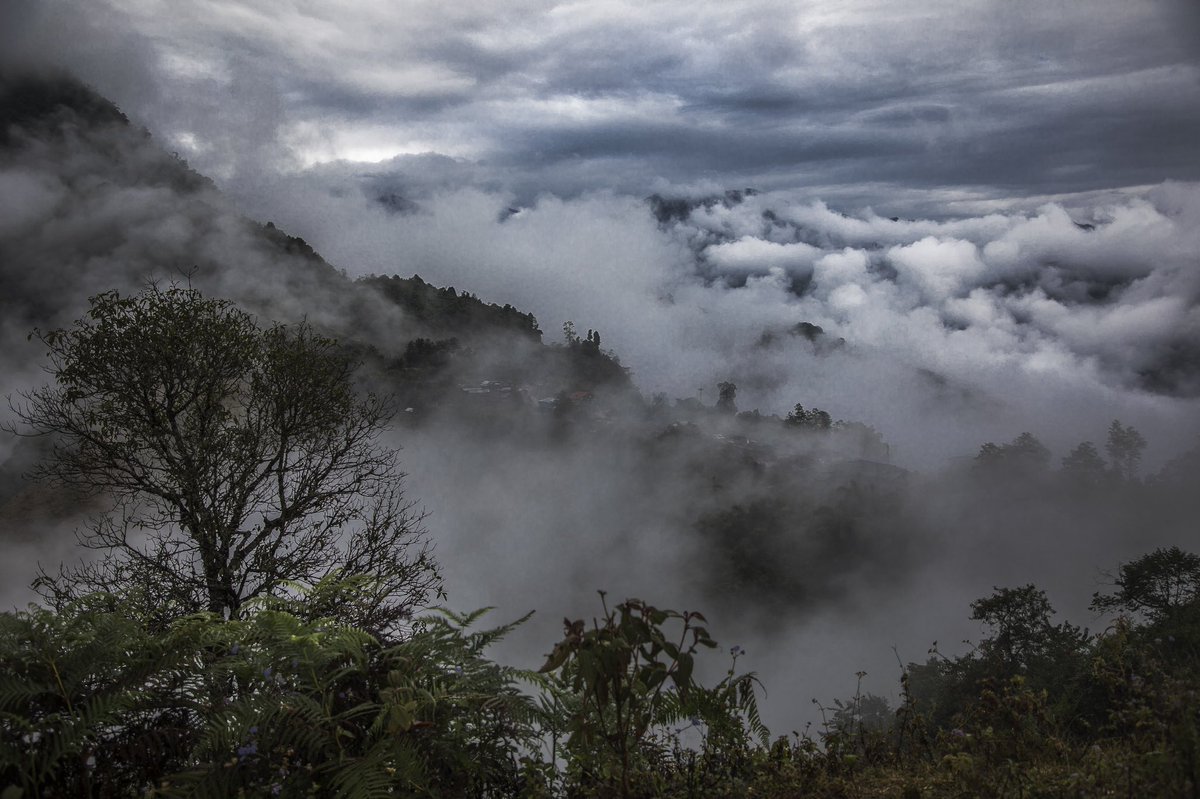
xmin=538 ymin=592 xmax=763 ymax=798
xmin=0 ymin=583 xmax=540 ymax=798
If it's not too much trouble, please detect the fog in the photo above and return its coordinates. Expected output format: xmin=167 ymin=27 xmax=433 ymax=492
xmin=236 ymin=168 xmax=1200 ymax=470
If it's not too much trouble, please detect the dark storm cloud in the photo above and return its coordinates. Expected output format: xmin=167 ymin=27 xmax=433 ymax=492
xmin=6 ymin=0 xmax=1197 ymax=201
xmin=505 ymin=119 xmax=898 ymax=171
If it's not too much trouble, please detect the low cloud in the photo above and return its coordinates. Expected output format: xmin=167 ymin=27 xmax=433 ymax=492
xmin=235 ymin=164 xmax=1200 ymax=468
xmin=705 ymin=237 xmax=822 ymax=283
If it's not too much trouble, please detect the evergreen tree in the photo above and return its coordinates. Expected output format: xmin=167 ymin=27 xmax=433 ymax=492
xmin=1105 ymin=419 xmax=1146 ymax=481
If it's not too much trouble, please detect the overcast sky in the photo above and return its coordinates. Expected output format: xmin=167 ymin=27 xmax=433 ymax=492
xmin=6 ymin=0 xmax=1200 ymax=205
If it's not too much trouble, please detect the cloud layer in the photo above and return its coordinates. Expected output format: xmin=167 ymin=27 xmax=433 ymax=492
xmin=234 ymin=164 xmax=1200 ymax=470
xmin=5 ymin=0 xmax=1200 ymax=202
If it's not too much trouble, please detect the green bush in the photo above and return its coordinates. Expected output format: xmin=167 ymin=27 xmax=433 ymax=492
xmin=0 ymin=581 xmax=539 ymax=798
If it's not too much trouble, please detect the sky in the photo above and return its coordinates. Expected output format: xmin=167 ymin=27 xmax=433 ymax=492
xmin=4 ymin=0 xmax=1200 ymax=207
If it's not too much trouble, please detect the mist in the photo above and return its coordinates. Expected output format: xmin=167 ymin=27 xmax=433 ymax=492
xmin=233 ymin=168 xmax=1200 ymax=470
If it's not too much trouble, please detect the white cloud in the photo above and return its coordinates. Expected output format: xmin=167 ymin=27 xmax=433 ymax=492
xmin=705 ymin=237 xmax=822 ymax=276
xmin=233 ymin=162 xmax=1200 ymax=475
xmin=887 ymin=236 xmax=986 ymax=301
xmin=812 ymin=247 xmax=870 ymax=292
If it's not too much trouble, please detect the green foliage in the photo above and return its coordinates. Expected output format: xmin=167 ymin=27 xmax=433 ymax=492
xmin=715 ymin=382 xmax=737 ymax=414
xmin=537 ymin=593 xmax=765 ymax=798
xmin=0 ymin=598 xmax=179 ymax=797
xmin=11 ymin=286 xmax=438 ymax=631
xmin=0 ymin=588 xmax=774 ymax=799
xmin=784 ymin=403 xmax=832 ymax=432
xmin=0 ymin=586 xmax=538 ymax=798
xmin=906 ymin=585 xmax=1092 ymax=738
xmin=365 ymin=274 xmax=542 ymax=341
xmin=1092 ymin=546 xmax=1200 ymax=623
xmin=1088 ymin=617 xmax=1200 ymax=796
xmin=970 ymin=585 xmax=1089 ymax=670
xmin=1105 ymin=419 xmax=1147 ymax=481
xmin=755 ymin=565 xmax=1200 ymax=798
xmin=558 ymin=322 xmax=630 ymax=390
xmin=781 ymin=405 xmax=887 ymax=458
xmin=396 ymin=337 xmax=460 ymax=372
xmin=695 ymin=484 xmax=907 ymax=608
xmin=5 ymin=558 xmax=1200 ymax=798
xmin=974 ymin=432 xmax=1052 ymax=475
xmin=258 ymin=221 xmax=332 ymax=268
xmin=539 ymin=594 xmax=713 ymax=796
xmin=831 ymin=420 xmax=890 ymax=460
xmin=817 ymin=671 xmax=899 ymax=773
xmin=1060 ymin=440 xmax=1109 ymax=487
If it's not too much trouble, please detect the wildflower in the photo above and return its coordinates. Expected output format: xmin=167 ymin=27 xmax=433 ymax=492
xmin=690 ymin=716 xmax=702 ymax=727
xmin=454 ymin=666 xmax=464 ymax=676
xmin=249 ymin=726 xmax=259 ymax=736
xmin=271 ymin=784 xmax=282 ymax=795
xmin=951 ymin=728 xmax=966 ymax=738
xmin=237 ymin=742 xmax=258 ymax=759
xmin=230 ymin=643 xmax=241 ymax=655
xmin=730 ymin=645 xmax=745 ymax=657
xmin=85 ymin=755 xmax=96 ymax=769
xmin=263 ymin=666 xmax=274 ymax=679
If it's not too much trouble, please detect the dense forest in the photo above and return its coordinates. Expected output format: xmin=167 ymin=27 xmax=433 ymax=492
xmin=1 ymin=72 xmax=1199 ymax=798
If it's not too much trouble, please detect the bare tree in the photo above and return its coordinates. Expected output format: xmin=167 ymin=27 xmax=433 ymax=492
xmin=9 ymin=286 xmax=439 ymax=633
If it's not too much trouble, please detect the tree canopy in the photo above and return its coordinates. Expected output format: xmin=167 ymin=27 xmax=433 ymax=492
xmin=1091 ymin=546 xmax=1200 ymax=622
xmin=11 ymin=286 xmax=439 ymax=632
xmin=1105 ymin=419 xmax=1147 ymax=481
